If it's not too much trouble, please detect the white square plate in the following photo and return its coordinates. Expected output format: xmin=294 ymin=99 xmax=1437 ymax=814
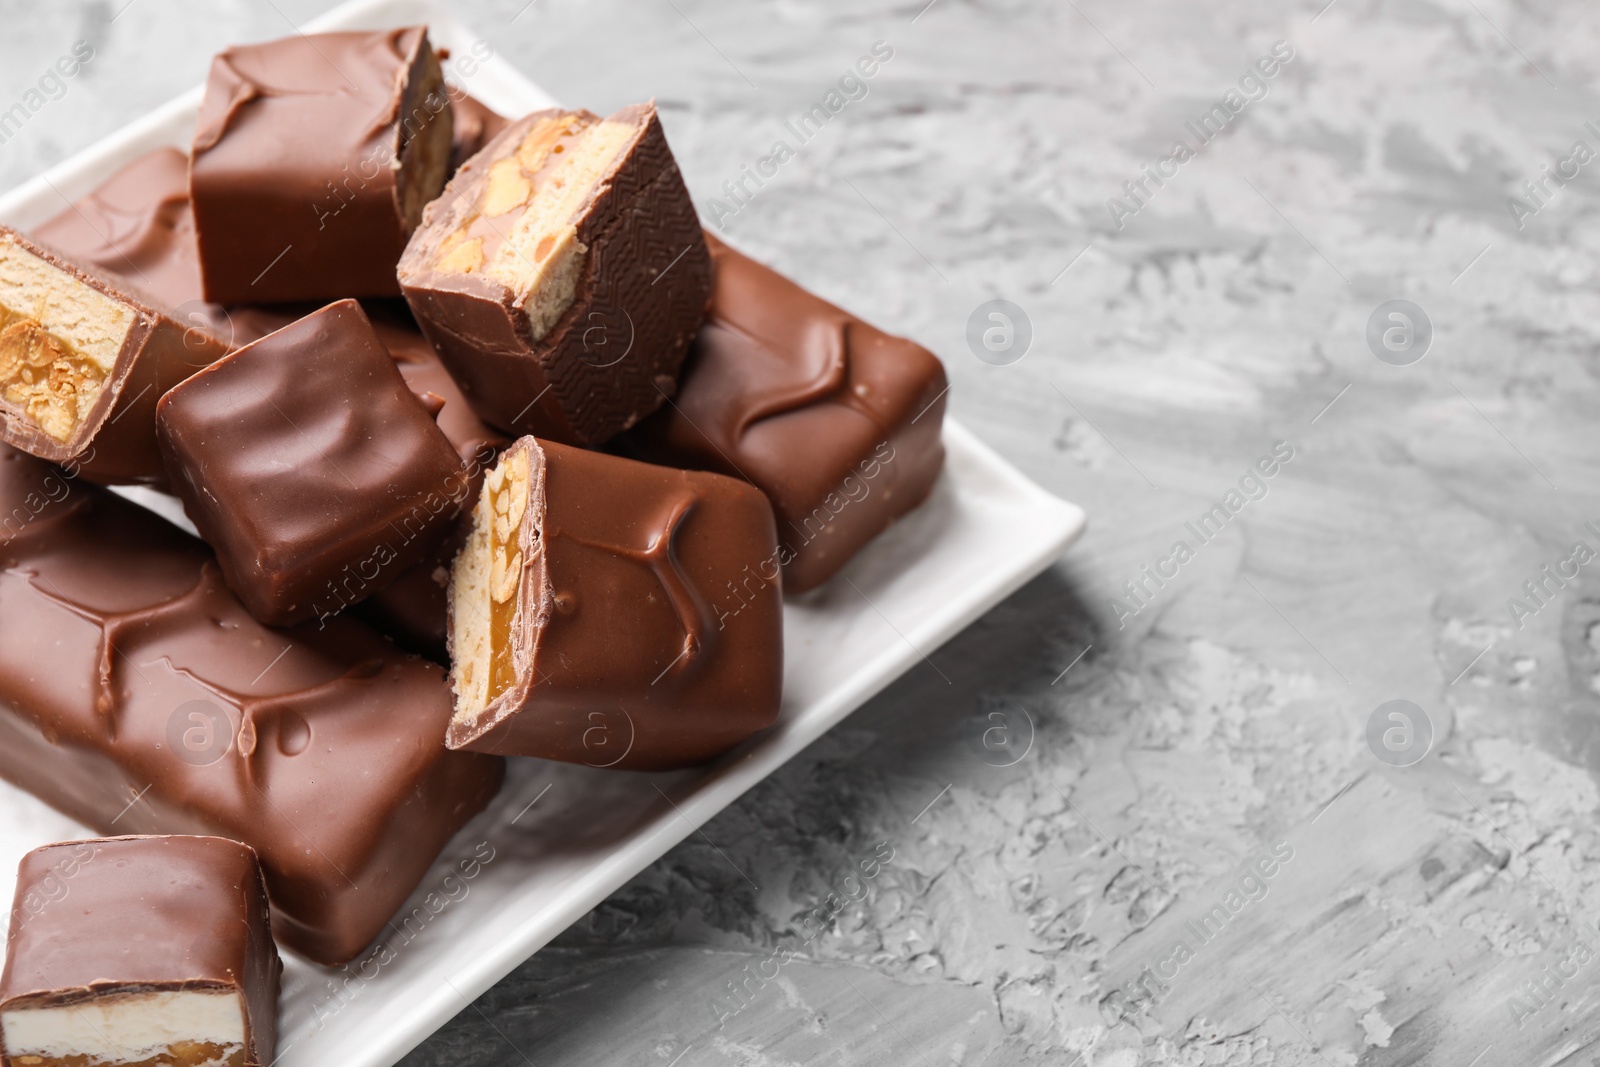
xmin=0 ymin=2 xmax=1087 ymax=1064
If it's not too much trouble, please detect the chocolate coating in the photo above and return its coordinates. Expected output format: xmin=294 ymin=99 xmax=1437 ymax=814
xmin=0 ymin=226 xmax=232 ymax=486
xmin=190 ymin=27 xmax=453 ymax=304
xmin=624 ymin=233 xmax=948 ymax=592
xmin=449 ymin=437 xmax=783 ymax=769
xmin=157 ymin=300 xmax=471 ymax=626
xmin=23 ymin=150 xmax=490 ymax=430
xmin=0 ymin=836 xmax=280 ymax=1066
xmin=399 ymin=103 xmax=711 ymax=446
xmin=0 ymin=445 xmax=503 ymax=964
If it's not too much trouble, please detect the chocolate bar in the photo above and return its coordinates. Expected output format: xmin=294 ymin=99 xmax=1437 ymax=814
xmin=0 ymin=836 xmax=280 ymax=1067
xmin=449 ymin=93 xmax=510 ymax=175
xmin=190 ymin=27 xmax=453 ymax=304
xmin=624 ymin=234 xmax=948 ymax=592
xmin=448 ymin=437 xmax=783 ymax=769
xmin=0 ymin=444 xmax=503 ymax=964
xmin=399 ymin=103 xmax=711 ymax=446
xmin=0 ymin=226 xmax=231 ymax=485
xmin=157 ymin=300 xmax=471 ymax=626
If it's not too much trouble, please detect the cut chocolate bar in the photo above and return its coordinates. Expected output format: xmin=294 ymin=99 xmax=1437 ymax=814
xmin=190 ymin=26 xmax=453 ymax=304
xmin=0 ymin=226 xmax=231 ymax=485
xmin=157 ymin=300 xmax=471 ymax=626
xmin=0 ymin=444 xmax=503 ymax=964
xmin=449 ymin=437 xmax=783 ymax=769
xmin=0 ymin=836 xmax=280 ymax=1067
xmin=399 ymin=103 xmax=711 ymax=446
xmin=624 ymin=233 xmax=948 ymax=592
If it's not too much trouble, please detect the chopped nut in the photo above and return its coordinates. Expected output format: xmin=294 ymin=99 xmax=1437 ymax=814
xmin=505 ymin=469 xmax=528 ymax=528
xmin=483 ymin=156 xmax=532 ymax=217
xmin=0 ymin=315 xmax=107 ymax=442
xmin=435 ymin=234 xmax=484 ymax=274
xmin=490 ymin=547 xmax=521 ymax=604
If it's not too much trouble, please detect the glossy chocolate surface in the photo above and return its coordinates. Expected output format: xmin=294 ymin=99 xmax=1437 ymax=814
xmin=190 ymin=26 xmax=451 ymax=304
xmin=0 ymin=226 xmax=231 ymax=486
xmin=0 ymin=836 xmax=280 ymax=1065
xmin=157 ymin=300 xmax=470 ymax=626
xmin=450 ymin=438 xmax=783 ymax=769
xmin=624 ymin=234 xmax=948 ymax=592
xmin=399 ymin=103 xmax=710 ymax=446
xmin=0 ymin=446 xmax=503 ymax=964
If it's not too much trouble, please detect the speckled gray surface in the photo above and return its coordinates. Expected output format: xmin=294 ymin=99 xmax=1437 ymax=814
xmin=7 ymin=0 xmax=1600 ymax=1064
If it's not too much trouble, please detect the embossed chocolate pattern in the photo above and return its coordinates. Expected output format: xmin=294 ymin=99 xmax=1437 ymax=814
xmin=399 ymin=102 xmax=711 ymax=446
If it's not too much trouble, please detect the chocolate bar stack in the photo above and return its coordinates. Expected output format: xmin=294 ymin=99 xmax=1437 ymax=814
xmin=0 ymin=23 xmax=947 ymax=1063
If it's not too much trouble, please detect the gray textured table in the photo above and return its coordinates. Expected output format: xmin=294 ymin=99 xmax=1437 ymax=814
xmin=7 ymin=0 xmax=1600 ymax=1063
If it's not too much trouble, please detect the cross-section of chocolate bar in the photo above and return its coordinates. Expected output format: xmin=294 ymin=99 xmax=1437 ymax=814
xmin=399 ymin=103 xmax=711 ymax=446
xmin=157 ymin=300 xmax=471 ymax=626
xmin=448 ymin=437 xmax=783 ymax=769
xmin=0 ymin=444 xmax=503 ymax=965
xmin=624 ymin=233 xmax=949 ymax=592
xmin=190 ymin=26 xmax=453 ymax=304
xmin=0 ymin=226 xmax=231 ymax=485
xmin=0 ymin=836 xmax=280 ymax=1067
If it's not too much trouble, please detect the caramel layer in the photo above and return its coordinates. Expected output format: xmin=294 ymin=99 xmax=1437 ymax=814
xmin=8 ymin=1039 xmax=245 ymax=1067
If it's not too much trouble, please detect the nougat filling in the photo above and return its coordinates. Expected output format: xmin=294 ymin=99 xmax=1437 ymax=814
xmin=2 ymin=989 xmax=248 ymax=1067
xmin=451 ymin=445 xmax=536 ymax=721
xmin=0 ymin=237 xmax=130 ymax=442
xmin=430 ymin=112 xmax=638 ymax=339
